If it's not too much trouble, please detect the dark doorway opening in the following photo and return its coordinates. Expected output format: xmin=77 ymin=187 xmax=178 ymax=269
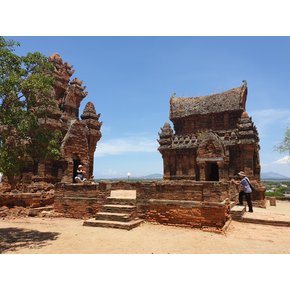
xmin=51 ymin=162 xmax=59 ymax=178
xmin=206 ymin=162 xmax=219 ymax=181
xmin=195 ymin=164 xmax=200 ymax=181
xmin=33 ymin=162 xmax=38 ymax=175
xmin=72 ymin=156 xmax=81 ymax=183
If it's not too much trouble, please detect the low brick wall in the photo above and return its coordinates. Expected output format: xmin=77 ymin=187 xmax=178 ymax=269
xmin=141 ymin=200 xmax=229 ymax=228
xmin=108 ymin=181 xmax=139 ymax=190
xmin=136 ymin=181 xmax=235 ymax=228
xmin=54 ymin=182 xmax=111 ymax=219
xmin=0 ymin=192 xmax=54 ymax=208
xmin=268 ymin=196 xmax=290 ymax=201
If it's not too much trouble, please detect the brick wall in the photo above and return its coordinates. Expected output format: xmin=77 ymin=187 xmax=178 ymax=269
xmin=0 ymin=192 xmax=54 ymax=208
xmin=107 ymin=181 xmax=139 ymax=190
xmin=54 ymin=182 xmax=111 ymax=219
xmin=136 ymin=181 xmax=235 ymax=228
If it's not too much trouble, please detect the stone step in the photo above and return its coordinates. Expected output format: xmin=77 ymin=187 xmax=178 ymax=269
xmin=106 ymin=197 xmax=136 ymax=205
xmin=241 ymin=217 xmax=290 ymax=227
xmin=83 ymin=218 xmax=143 ymax=230
xmin=95 ymin=211 xmax=134 ymax=222
xmin=230 ymin=205 xmax=246 ymax=220
xmin=28 ymin=206 xmax=54 ymax=217
xmin=102 ymin=204 xmax=136 ymax=213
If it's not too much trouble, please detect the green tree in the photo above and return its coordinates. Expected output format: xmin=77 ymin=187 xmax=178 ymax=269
xmin=0 ymin=37 xmax=62 ymax=188
xmin=276 ymin=128 xmax=290 ymax=155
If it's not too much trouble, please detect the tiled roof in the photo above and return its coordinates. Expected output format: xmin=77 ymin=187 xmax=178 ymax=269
xmin=170 ymin=85 xmax=246 ymax=119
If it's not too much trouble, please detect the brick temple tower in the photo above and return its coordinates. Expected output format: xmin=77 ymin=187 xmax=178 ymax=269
xmin=158 ymin=81 xmax=265 ymax=202
xmin=23 ymin=53 xmax=102 ymax=184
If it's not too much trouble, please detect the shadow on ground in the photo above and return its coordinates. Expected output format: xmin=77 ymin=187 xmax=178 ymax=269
xmin=0 ymin=227 xmax=60 ymax=253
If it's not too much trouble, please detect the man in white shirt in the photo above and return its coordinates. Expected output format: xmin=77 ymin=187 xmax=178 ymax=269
xmin=232 ymin=171 xmax=253 ymax=212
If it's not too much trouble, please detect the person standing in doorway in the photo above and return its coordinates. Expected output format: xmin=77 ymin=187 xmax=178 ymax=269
xmin=231 ymin=171 xmax=253 ymax=212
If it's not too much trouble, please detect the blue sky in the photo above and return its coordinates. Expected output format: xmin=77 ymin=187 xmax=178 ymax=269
xmin=2 ymin=1 xmax=290 ymax=283
xmin=9 ymin=36 xmax=290 ymax=178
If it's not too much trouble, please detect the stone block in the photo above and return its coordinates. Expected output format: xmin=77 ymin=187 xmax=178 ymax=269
xmin=269 ymin=197 xmax=276 ymax=206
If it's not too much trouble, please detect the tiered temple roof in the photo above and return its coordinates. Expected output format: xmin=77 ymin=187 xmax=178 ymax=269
xmin=170 ymin=83 xmax=247 ymax=119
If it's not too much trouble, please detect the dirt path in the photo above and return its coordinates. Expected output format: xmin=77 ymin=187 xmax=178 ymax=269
xmin=1 ymin=213 xmax=290 ymax=254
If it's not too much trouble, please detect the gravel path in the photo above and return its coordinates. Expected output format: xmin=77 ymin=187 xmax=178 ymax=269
xmin=1 ymin=201 xmax=290 ymax=254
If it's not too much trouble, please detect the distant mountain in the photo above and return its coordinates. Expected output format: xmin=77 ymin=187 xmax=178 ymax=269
xmin=139 ymin=173 xmax=163 ymax=179
xmin=261 ymin=171 xmax=290 ymax=180
xmin=98 ymin=172 xmax=289 ymax=181
xmin=142 ymin=172 xmax=290 ymax=181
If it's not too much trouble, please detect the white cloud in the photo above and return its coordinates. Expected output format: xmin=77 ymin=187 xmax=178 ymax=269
xmin=273 ymin=156 xmax=290 ymax=164
xmin=260 ymin=155 xmax=290 ymax=177
xmin=95 ymin=136 xmax=158 ymax=157
xmin=251 ymin=109 xmax=290 ymax=122
xmin=95 ymin=169 xmax=124 ymax=178
xmin=100 ymin=125 xmax=112 ymax=133
xmin=250 ymin=109 xmax=290 ymax=137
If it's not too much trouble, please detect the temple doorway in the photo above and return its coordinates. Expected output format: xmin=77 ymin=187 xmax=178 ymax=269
xmin=72 ymin=156 xmax=81 ymax=183
xmin=206 ymin=162 xmax=219 ymax=181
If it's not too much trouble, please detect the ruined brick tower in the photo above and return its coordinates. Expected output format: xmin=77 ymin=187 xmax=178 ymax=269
xmin=158 ymin=81 xmax=265 ymax=202
xmin=24 ymin=53 xmax=102 ymax=184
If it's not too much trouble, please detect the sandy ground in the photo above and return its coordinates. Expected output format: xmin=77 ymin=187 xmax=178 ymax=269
xmin=1 ymin=200 xmax=290 ymax=254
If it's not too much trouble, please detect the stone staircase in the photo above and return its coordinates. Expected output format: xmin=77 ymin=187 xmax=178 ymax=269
xmin=83 ymin=196 xmax=143 ymax=230
xmin=230 ymin=202 xmax=246 ymax=221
